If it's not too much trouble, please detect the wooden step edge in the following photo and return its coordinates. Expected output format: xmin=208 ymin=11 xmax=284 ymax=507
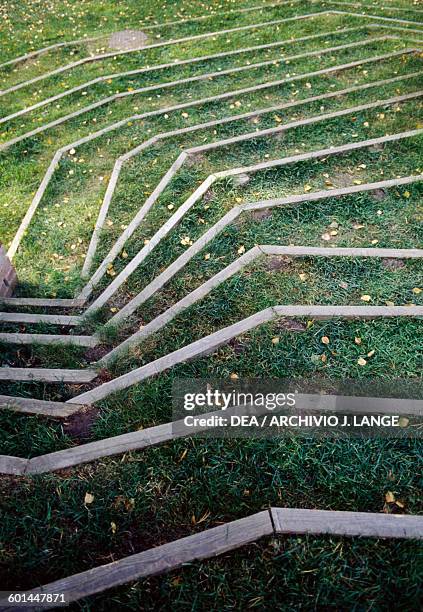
xmin=0 ymin=368 xmax=98 ymax=383
xmin=1 ymin=508 xmax=420 ymax=607
xmin=0 ymin=297 xmax=85 ymax=308
xmin=0 ymin=395 xmax=85 ymax=417
xmin=0 ymin=333 xmax=97 ymax=347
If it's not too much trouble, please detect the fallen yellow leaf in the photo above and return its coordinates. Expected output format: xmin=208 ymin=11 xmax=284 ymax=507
xmin=84 ymin=493 xmax=94 ymax=505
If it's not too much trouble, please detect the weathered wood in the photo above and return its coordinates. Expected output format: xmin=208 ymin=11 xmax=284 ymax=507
xmin=7 ymin=52 xmax=416 ymax=263
xmin=260 ymin=245 xmax=423 ymax=258
xmin=0 ymin=9 xmax=327 ymax=98
xmin=272 ymin=305 xmax=423 ymax=319
xmin=103 ymin=150 xmax=423 ymax=326
xmin=0 ymin=512 xmax=273 ymax=607
xmin=102 ymin=244 xmax=423 ymax=361
xmin=1 ymin=25 xmax=384 ymax=127
xmin=0 ymin=395 xmax=84 ymax=417
xmin=332 ymin=0 xmax=423 ymax=21
xmin=1 ymin=1 xmax=420 ymax=71
xmin=85 ymin=175 xmax=216 ymax=313
xmin=328 ymin=2 xmax=423 ymax=18
xmin=1 ymin=506 xmax=420 ymax=607
xmin=3 ymin=47 xmax=417 ymax=153
xmin=0 ymin=297 xmax=84 ymax=308
xmin=0 ymin=368 xmax=97 ymax=383
xmin=0 ymin=333 xmax=97 ymax=347
xmin=0 ymin=244 xmax=17 ymax=298
xmin=0 ymin=312 xmax=82 ymax=325
xmin=79 ymin=76 xmax=422 ymax=290
xmin=23 ymin=394 xmax=422 ymax=474
xmin=78 ymin=304 xmax=423 ymax=404
xmin=0 ymin=455 xmax=28 ymax=476
xmin=74 ymin=308 xmax=276 ymax=404
xmin=271 ymin=507 xmax=423 ymax=539
xmin=0 ymin=0 xmax=313 ymax=70
xmin=28 ymin=421 xmax=175 ymax=473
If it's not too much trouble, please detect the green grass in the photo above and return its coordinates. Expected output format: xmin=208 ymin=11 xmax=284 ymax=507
xmin=0 ymin=0 xmax=422 ymax=608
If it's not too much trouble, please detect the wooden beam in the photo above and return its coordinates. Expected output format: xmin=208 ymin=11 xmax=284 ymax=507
xmin=79 ymin=76 xmax=423 ymax=285
xmin=0 ymin=512 xmax=273 ymax=607
xmin=0 ymin=333 xmax=97 ymax=347
xmin=0 ymin=9 xmax=328 ymax=99
xmin=7 ymin=48 xmax=417 ymax=260
xmin=2 ymin=25 xmax=386 ymax=128
xmin=23 ymin=394 xmax=423 ymax=474
xmin=271 ymin=507 xmax=423 ymax=539
xmin=0 ymin=297 xmax=84 ymax=308
xmin=101 ymin=169 xmax=423 ymax=326
xmin=0 ymin=368 xmax=97 ymax=383
xmin=0 ymin=312 xmax=82 ymax=325
xmin=0 ymin=395 xmax=85 ymax=417
xmin=75 ymin=304 xmax=423 ymax=404
xmin=0 ymin=455 xmax=28 ymax=476
xmin=1 ymin=507 xmax=420 ymax=607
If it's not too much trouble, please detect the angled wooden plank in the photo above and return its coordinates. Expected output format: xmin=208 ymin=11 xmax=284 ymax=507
xmin=1 ymin=25 xmax=384 ymax=127
xmin=0 ymin=297 xmax=84 ymax=308
xmin=0 ymin=511 xmax=273 ymax=607
xmin=0 ymin=0 xmax=307 ymax=69
xmin=0 ymin=312 xmax=82 ymax=325
xmin=1 ymin=1 xmax=420 ymax=70
xmin=26 ymin=394 xmax=422 ymax=474
xmin=0 ymin=455 xmax=28 ymax=476
xmin=0 ymin=505 xmax=420 ymax=607
xmin=102 ymin=244 xmax=423 ymax=361
xmin=0 ymin=395 xmax=85 ymax=417
xmin=102 ymin=160 xmax=423 ymax=327
xmin=271 ymin=508 xmax=423 ymax=539
xmin=28 ymin=421 xmax=175 ymax=473
xmin=72 ymin=308 xmax=277 ymax=404
xmin=0 ymin=368 xmax=97 ymax=383
xmin=272 ymin=305 xmax=423 ymax=319
xmin=91 ymin=126 xmax=423 ymax=318
xmin=3 ymin=47 xmax=417 ymax=153
xmin=79 ymin=74 xmax=423 ymax=286
xmin=6 ymin=52 xmax=417 ymax=262
xmin=0 ymin=9 xmax=328 ymax=98
xmin=260 ymin=245 xmax=423 ymax=258
xmin=85 ymin=302 xmax=423 ymax=403
xmin=0 ymin=333 xmax=97 ymax=347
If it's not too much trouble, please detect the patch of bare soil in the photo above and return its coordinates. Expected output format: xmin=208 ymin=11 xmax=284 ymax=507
xmin=108 ymin=30 xmax=148 ymax=51
xmin=266 ymin=256 xmax=293 ymax=271
xmin=84 ymin=344 xmax=112 ymax=362
xmin=277 ymin=318 xmax=307 ymax=332
xmin=372 ymin=188 xmax=387 ymax=201
xmin=381 ymin=258 xmax=405 ymax=271
xmin=63 ymin=405 xmax=99 ymax=440
xmin=251 ymin=208 xmax=273 ymax=222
